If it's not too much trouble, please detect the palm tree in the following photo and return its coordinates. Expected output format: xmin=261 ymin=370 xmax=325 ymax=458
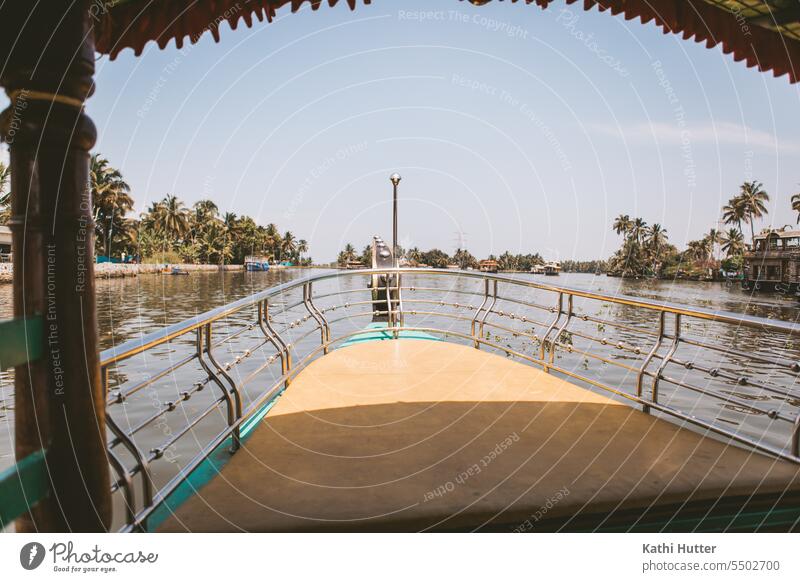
xmin=281 ymin=231 xmax=297 ymax=262
xmin=791 ymin=186 xmax=800 ymax=223
xmin=722 ymin=195 xmax=747 ymax=234
xmin=264 ymin=223 xmax=281 ymax=259
xmin=193 ymin=199 xmax=219 ymax=222
xmin=739 ymin=181 xmax=770 ymax=247
xmin=645 ymin=223 xmax=668 ymax=250
xmin=644 ymin=223 xmax=668 ymax=274
xmin=706 ymin=228 xmax=723 ymax=262
xmin=629 ymin=218 xmax=648 ymax=243
xmin=0 ymin=162 xmax=10 ymax=225
xmin=297 ymin=239 xmax=308 ymax=263
xmin=90 ymin=154 xmax=133 ymax=258
xmin=155 ymin=194 xmax=191 ymax=242
xmin=613 ymin=214 xmax=632 ymax=237
xmin=721 ymin=228 xmax=745 ymax=258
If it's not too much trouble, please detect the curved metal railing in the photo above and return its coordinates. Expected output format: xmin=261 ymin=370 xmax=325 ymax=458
xmin=100 ymin=268 xmax=800 ymax=531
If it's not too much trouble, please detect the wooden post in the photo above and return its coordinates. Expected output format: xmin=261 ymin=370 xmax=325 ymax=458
xmin=0 ymin=1 xmax=111 ymax=531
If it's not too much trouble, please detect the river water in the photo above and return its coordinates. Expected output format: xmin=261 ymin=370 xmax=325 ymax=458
xmin=2 ymin=269 xmax=799 ymax=527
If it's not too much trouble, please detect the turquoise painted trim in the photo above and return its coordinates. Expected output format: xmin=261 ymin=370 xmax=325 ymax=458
xmin=146 ymin=392 xmax=283 ymax=531
xmin=0 ymin=449 xmax=49 ymax=528
xmin=0 ymin=316 xmax=43 ymax=371
xmin=339 ymin=322 xmax=439 ymax=348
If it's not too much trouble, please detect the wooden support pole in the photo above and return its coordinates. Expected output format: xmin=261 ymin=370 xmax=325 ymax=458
xmin=0 ymin=1 xmax=111 ymax=531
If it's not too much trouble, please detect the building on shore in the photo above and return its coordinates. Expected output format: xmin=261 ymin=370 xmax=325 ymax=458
xmin=0 ymin=225 xmax=11 ymax=261
xmin=743 ymin=229 xmax=800 ymax=290
xmin=479 ymin=259 xmax=498 ymax=273
xmin=544 ymin=261 xmax=561 ymax=276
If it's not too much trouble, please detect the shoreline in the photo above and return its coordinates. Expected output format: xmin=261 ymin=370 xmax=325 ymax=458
xmin=0 ymin=262 xmax=299 ymax=284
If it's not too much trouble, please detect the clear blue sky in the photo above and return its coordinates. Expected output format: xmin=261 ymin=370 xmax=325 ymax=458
xmin=4 ymin=0 xmax=800 ymax=262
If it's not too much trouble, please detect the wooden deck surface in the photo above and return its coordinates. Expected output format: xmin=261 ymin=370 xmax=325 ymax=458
xmin=159 ymin=339 xmax=800 ymax=532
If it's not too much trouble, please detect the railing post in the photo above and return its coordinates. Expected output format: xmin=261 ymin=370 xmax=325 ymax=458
xmin=540 ymin=292 xmax=564 ymax=372
xmin=478 ymin=280 xmax=498 ymax=348
xmin=651 ymin=313 xmax=681 ymax=410
xmin=259 ymin=299 xmax=291 ymax=388
xmin=637 ymin=312 xmax=666 ymax=414
xmin=384 ymin=273 xmax=396 ymax=338
xmin=549 ymin=294 xmax=574 ymax=365
xmin=1 ymin=1 xmax=110 ymax=531
xmin=471 ymin=279 xmax=491 ymax=349
xmin=303 ymin=282 xmax=329 ymax=354
xmin=196 ymin=324 xmax=240 ymax=452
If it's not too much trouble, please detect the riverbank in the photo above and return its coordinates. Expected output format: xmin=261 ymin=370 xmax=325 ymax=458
xmin=0 ymin=262 xmax=299 ymax=284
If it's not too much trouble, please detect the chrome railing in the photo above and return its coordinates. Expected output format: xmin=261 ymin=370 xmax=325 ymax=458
xmin=100 ymin=268 xmax=800 ymax=531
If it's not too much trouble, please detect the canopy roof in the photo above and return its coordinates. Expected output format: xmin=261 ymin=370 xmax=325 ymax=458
xmin=94 ymin=0 xmax=800 ymax=82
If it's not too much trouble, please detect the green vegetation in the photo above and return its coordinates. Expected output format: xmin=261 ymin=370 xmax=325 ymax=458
xmin=608 ymin=180 xmax=795 ymax=280
xmin=337 ymin=243 xmax=544 ymax=271
xmin=561 ymin=260 xmax=607 ymax=273
xmin=0 ymin=162 xmax=10 ymax=225
xmin=83 ymin=155 xmax=310 ymax=265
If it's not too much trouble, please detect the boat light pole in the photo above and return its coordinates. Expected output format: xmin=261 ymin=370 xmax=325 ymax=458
xmin=390 ymin=173 xmax=401 ymax=267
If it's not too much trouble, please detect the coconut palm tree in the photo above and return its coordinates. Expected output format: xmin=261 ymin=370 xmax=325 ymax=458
xmin=738 ymin=181 xmax=770 ymax=247
xmin=613 ymin=214 xmax=632 ymax=237
xmin=722 ymin=195 xmax=747 ymax=235
xmin=791 ymin=186 xmax=800 ymax=223
xmin=0 ymin=162 xmax=10 ymax=225
xmin=297 ymin=239 xmax=308 ymax=263
xmin=90 ymin=154 xmax=133 ymax=258
xmin=193 ymin=199 xmax=219 ymax=228
xmin=721 ymin=228 xmax=745 ymax=258
xmin=155 ymin=194 xmax=191 ymax=242
xmin=644 ymin=223 xmax=668 ymax=274
xmin=629 ymin=218 xmax=648 ymax=243
xmin=281 ymin=231 xmax=297 ymax=262
xmin=706 ymin=228 xmax=723 ymax=262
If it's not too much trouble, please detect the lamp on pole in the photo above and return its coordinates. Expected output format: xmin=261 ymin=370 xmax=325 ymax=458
xmin=390 ymin=173 xmax=401 ymax=267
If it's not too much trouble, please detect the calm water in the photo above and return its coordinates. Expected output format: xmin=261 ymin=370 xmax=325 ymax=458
xmin=2 ymin=269 xmax=799 ymax=527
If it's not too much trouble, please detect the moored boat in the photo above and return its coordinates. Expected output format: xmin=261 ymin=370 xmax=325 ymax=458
xmin=543 ymin=261 xmax=561 ymax=276
xmin=244 ymin=255 xmax=270 ymax=272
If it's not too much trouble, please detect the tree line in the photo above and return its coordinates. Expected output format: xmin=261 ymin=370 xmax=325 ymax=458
xmin=609 ymin=180 xmax=798 ymax=279
xmin=337 ymin=242 xmax=545 ymax=271
xmin=0 ymin=157 xmax=310 ymax=265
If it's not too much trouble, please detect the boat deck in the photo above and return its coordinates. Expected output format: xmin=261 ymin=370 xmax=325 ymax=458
xmin=159 ymin=340 xmax=800 ymax=532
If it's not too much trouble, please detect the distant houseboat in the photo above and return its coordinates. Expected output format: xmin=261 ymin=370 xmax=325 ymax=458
xmin=479 ymin=259 xmax=498 ymax=273
xmin=244 ymin=256 xmax=270 ymax=271
xmin=743 ymin=229 xmax=800 ymax=291
xmin=531 ymin=264 xmax=545 ymax=275
xmin=544 ymin=261 xmax=561 ymax=276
